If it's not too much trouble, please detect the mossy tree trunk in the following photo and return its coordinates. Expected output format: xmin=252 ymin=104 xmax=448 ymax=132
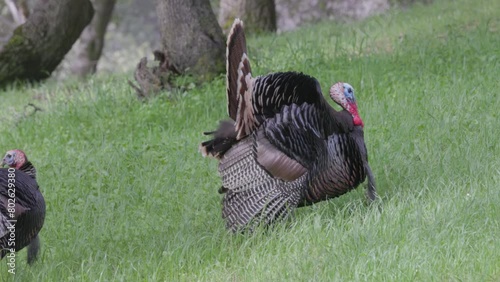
xmin=155 ymin=0 xmax=225 ymax=81
xmin=0 ymin=0 xmax=94 ymax=87
xmin=219 ymin=0 xmax=276 ymax=34
xmin=71 ymin=0 xmax=116 ymax=77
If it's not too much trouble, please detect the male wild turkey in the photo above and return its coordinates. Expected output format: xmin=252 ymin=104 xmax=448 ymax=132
xmin=1 ymin=149 xmax=45 ymax=264
xmin=200 ymin=19 xmax=377 ymax=232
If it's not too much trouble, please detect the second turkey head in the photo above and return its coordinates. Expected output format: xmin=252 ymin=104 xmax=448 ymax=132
xmin=2 ymin=149 xmax=27 ymax=169
xmin=329 ymin=82 xmax=364 ymax=127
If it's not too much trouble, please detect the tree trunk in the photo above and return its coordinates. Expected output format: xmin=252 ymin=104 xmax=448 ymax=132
xmin=0 ymin=0 xmax=94 ymax=87
xmin=155 ymin=0 xmax=225 ymax=81
xmin=71 ymin=0 xmax=116 ymax=77
xmin=219 ymin=0 xmax=276 ymax=34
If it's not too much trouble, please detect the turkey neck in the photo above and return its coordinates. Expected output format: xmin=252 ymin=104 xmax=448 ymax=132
xmin=19 ymin=161 xmax=37 ymax=180
xmin=324 ymin=105 xmax=355 ymax=134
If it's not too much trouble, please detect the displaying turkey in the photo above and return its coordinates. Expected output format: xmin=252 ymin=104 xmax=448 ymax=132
xmin=1 ymin=149 xmax=45 ymax=265
xmin=200 ymin=19 xmax=377 ymax=232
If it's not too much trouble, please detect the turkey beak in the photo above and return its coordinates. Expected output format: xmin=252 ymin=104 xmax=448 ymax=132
xmin=1 ymin=159 xmax=6 ymax=167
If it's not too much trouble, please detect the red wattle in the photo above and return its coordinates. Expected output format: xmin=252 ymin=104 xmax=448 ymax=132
xmin=353 ymin=116 xmax=364 ymax=127
xmin=349 ymin=102 xmax=364 ymax=127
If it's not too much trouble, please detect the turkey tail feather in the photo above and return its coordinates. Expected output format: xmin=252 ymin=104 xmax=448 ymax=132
xmin=226 ymin=18 xmax=252 ymax=120
xmin=235 ymin=53 xmax=254 ymax=139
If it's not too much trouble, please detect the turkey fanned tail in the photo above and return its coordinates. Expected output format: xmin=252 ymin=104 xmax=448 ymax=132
xmin=226 ymin=18 xmax=251 ymax=121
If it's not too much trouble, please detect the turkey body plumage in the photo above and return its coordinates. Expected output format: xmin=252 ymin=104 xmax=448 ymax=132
xmin=200 ymin=19 xmax=376 ymax=232
xmin=0 ymin=168 xmax=46 ymax=260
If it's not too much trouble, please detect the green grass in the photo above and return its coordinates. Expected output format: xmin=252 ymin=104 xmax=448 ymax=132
xmin=1 ymin=0 xmax=499 ymax=280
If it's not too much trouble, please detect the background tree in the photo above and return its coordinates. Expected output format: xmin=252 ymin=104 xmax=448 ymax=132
xmin=218 ymin=0 xmax=276 ymax=34
xmin=0 ymin=0 xmax=94 ymax=87
xmin=155 ymin=0 xmax=225 ymax=81
xmin=70 ymin=0 xmax=116 ymax=77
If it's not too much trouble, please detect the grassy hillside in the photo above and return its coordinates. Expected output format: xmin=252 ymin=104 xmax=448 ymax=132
xmin=1 ymin=0 xmax=499 ymax=280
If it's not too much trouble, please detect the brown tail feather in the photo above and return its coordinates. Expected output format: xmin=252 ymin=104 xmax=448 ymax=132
xmin=226 ymin=18 xmax=252 ymax=121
